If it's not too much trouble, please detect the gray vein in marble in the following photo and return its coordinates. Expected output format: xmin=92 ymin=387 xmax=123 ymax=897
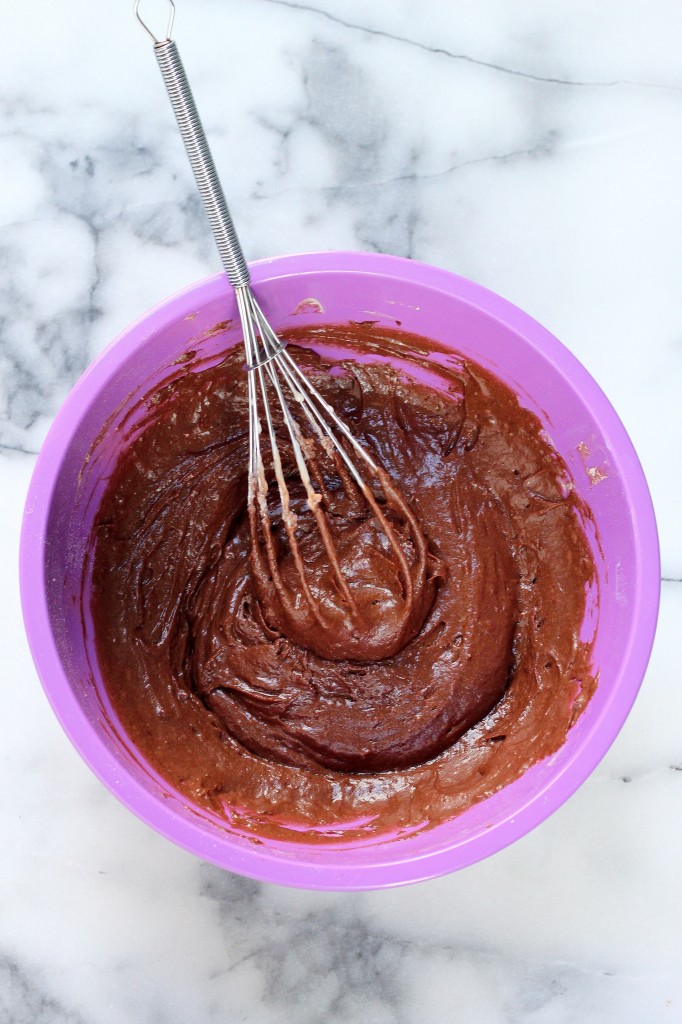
xmin=0 ymin=131 xmax=99 ymax=450
xmin=0 ymin=953 xmax=86 ymax=1024
xmin=256 ymin=0 xmax=682 ymax=92
xmin=199 ymin=868 xmax=441 ymax=1021
xmin=611 ymin=762 xmax=682 ymax=784
xmin=0 ymin=106 xmax=214 ymax=452
xmin=0 ymin=442 xmax=38 ymax=455
xmin=250 ymin=41 xmax=426 ymax=258
xmin=252 ymin=139 xmax=557 ymax=203
xmin=246 ymin=38 xmax=564 ymax=262
xmin=199 ymin=866 xmax=626 ymax=1024
xmin=299 ymin=42 xmax=389 ymax=184
xmin=504 ymin=961 xmax=619 ymax=1023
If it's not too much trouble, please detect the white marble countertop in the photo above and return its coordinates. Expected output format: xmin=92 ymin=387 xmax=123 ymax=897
xmin=2 ymin=1 xmax=681 ymax=1020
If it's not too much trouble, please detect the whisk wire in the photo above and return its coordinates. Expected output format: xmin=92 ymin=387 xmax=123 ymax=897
xmin=239 ymin=291 xmax=313 ymax=618
xmin=270 ymin=351 xmax=417 ymax=600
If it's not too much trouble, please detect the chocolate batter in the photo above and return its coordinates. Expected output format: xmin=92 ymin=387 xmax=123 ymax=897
xmin=89 ymin=323 xmax=598 ymax=841
xmin=248 ymin=455 xmax=442 ymax=666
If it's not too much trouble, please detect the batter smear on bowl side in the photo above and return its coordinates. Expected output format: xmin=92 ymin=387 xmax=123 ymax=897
xmin=89 ymin=323 xmax=598 ymax=842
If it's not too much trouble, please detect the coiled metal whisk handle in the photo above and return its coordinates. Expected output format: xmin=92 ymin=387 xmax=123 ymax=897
xmin=134 ymin=0 xmax=250 ymax=289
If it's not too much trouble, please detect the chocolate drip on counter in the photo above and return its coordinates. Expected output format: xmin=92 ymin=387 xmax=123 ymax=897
xmin=89 ymin=324 xmax=598 ymax=842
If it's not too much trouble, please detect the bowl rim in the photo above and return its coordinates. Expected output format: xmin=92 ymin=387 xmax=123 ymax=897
xmin=19 ymin=250 xmax=661 ymax=889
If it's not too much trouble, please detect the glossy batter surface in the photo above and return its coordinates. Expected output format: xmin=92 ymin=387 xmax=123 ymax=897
xmin=89 ymin=324 xmax=598 ymax=841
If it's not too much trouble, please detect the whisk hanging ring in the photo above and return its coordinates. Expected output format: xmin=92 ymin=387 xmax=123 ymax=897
xmin=134 ymin=0 xmax=175 ymax=45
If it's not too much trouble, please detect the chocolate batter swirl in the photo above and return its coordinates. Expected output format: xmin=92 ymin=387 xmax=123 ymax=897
xmin=89 ymin=324 xmax=598 ymax=840
xmin=248 ymin=459 xmax=442 ymax=664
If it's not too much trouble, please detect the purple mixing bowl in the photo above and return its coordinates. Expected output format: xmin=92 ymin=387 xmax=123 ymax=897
xmin=20 ymin=251 xmax=659 ymax=889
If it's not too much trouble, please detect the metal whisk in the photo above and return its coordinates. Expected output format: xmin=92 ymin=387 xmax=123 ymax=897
xmin=135 ymin=1 xmax=434 ymax=657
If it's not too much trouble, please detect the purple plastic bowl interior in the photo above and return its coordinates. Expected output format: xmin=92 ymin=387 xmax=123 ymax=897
xmin=20 ymin=251 xmax=660 ymax=890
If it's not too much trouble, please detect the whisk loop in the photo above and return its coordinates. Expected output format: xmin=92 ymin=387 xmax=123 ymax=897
xmin=134 ymin=0 xmax=175 ymax=45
